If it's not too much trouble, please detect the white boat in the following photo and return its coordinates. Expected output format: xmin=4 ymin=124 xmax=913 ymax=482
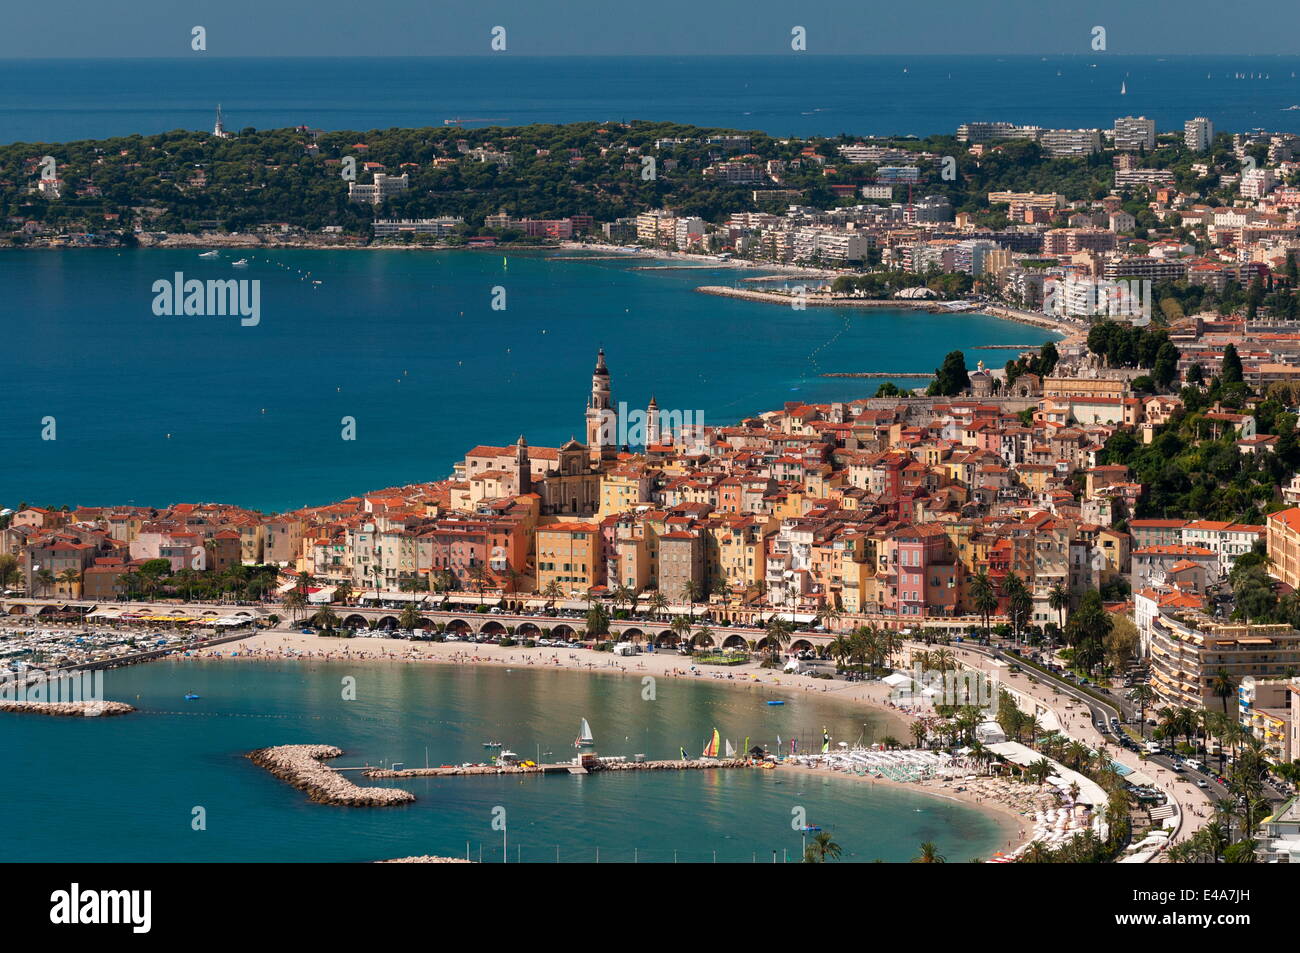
xmin=231 ymin=258 xmax=249 ymax=267
xmin=725 ymin=739 xmax=736 ymax=758
xmin=575 ymin=717 xmax=595 ymax=748
xmin=1120 ymin=81 xmax=1126 ymax=95
xmin=198 ymin=250 xmax=219 ymax=259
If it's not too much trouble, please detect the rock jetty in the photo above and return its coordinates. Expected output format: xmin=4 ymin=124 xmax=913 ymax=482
xmin=249 ymin=744 xmax=416 ymax=807
xmin=0 ymin=700 xmax=134 ymax=717
xmin=377 ymin=856 xmax=472 ymax=863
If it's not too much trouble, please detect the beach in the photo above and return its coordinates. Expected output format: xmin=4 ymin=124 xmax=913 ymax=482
xmin=198 ymin=629 xmax=1046 ymax=855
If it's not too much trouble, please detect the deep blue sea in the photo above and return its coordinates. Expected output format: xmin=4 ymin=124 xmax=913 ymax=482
xmin=0 ymin=249 xmax=1047 ymax=512
xmin=0 ymin=660 xmax=1010 ymax=862
xmin=1 ymin=55 xmax=1299 ymax=145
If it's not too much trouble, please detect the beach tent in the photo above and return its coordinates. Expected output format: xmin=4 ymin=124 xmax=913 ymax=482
xmin=882 ymin=672 xmax=914 ymax=689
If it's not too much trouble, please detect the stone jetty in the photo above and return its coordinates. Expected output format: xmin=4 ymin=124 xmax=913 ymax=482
xmin=365 ymin=758 xmax=749 ymax=779
xmin=377 ymin=856 xmax=472 ymax=863
xmin=0 ymin=700 xmax=134 ymax=717
xmin=249 ymin=744 xmax=416 ymax=807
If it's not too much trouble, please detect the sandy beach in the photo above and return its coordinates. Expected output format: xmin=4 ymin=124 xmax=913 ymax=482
xmin=775 ymin=762 xmax=1031 ymax=860
xmin=196 ymin=629 xmax=1049 ymax=855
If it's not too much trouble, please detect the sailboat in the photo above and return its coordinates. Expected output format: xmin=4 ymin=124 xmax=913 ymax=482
xmin=724 ymin=739 xmax=736 ymax=758
xmin=574 ymin=717 xmax=595 ymax=748
xmin=1120 ymin=81 xmax=1126 ymax=95
xmin=702 ymin=728 xmax=720 ymax=758
xmin=198 ymin=250 xmax=219 ymax=259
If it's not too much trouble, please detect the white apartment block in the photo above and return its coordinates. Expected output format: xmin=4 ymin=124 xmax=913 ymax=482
xmin=347 ymin=173 xmax=410 ymax=205
xmin=1039 ymin=129 xmax=1102 ymax=157
xmin=1113 ymin=116 xmax=1156 ymax=152
xmin=1185 ymin=117 xmax=1215 ymax=152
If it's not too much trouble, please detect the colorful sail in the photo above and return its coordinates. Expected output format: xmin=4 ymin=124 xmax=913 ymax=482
xmin=702 ymin=728 xmax=720 ymax=758
xmin=821 ymin=726 xmax=830 ymax=754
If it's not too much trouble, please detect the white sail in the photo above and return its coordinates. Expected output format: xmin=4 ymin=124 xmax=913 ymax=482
xmin=579 ymin=718 xmax=594 ymax=742
xmin=725 ymin=739 xmax=736 ymax=757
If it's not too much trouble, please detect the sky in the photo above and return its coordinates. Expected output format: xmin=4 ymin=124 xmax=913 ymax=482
xmin=4 ymin=0 xmax=1300 ymax=58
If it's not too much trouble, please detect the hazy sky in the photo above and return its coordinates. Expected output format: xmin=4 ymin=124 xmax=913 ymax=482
xmin=5 ymin=0 xmax=1299 ymax=58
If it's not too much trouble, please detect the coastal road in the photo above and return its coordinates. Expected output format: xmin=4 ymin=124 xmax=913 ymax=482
xmin=932 ymin=640 xmax=1219 ymax=847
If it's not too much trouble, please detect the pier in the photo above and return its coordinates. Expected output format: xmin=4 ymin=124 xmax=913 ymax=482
xmin=249 ymin=744 xmax=416 ymax=807
xmin=364 ymin=758 xmax=750 ymax=779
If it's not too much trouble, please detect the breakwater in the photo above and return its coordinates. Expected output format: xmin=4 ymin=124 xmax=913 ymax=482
xmin=249 ymin=744 xmax=416 ymax=807
xmin=0 ymin=700 xmax=134 ymax=717
xmin=365 ymin=758 xmax=750 ymax=779
xmin=377 ymin=856 xmax=472 ymax=863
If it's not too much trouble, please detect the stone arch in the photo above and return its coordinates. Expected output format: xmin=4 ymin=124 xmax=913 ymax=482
xmin=516 ymin=622 xmax=542 ymax=638
xmin=342 ymin=613 xmax=368 ymax=629
xmin=790 ymin=638 xmax=815 ymax=654
xmin=655 ymin=630 xmax=679 ymax=647
xmin=376 ymin=615 xmax=400 ymax=630
xmin=550 ymin=623 xmax=576 ymax=639
xmin=691 ymin=631 xmax=715 ymax=648
xmin=445 ymin=618 xmax=473 ymax=635
xmin=621 ymin=627 xmax=645 ymax=641
xmin=722 ymin=634 xmax=749 ymax=650
xmin=480 ymin=620 xmax=507 ymax=636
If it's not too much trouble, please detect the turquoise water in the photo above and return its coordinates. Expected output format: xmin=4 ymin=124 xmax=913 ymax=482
xmin=0 ymin=660 xmax=1010 ymax=862
xmin=1 ymin=248 xmax=1047 ymax=511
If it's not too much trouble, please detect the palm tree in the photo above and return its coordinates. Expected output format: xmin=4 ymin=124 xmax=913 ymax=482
xmin=1047 ymin=582 xmax=1070 ymax=635
xmin=310 ymin=606 xmax=340 ymax=633
xmin=969 ymin=568 xmax=997 ymax=640
xmin=762 ymin=616 xmax=793 ymax=662
xmin=282 ymin=588 xmax=307 ymax=624
xmin=469 ymin=563 xmax=490 ymax=604
xmin=803 ymin=830 xmax=842 ymax=863
xmin=399 ymin=603 xmax=423 ymax=631
xmin=333 ymin=581 xmax=353 ymax=605
xmin=647 ymin=590 xmax=670 ymax=621
xmin=693 ymin=625 xmax=715 ymax=651
xmin=34 ymin=568 xmax=55 ymax=597
xmin=541 ymin=580 xmax=564 ymax=607
xmin=828 ymin=634 xmax=854 ymax=670
xmin=912 ymin=841 xmax=946 ymax=863
xmin=1209 ymin=669 xmax=1237 ymax=714
xmin=57 ymin=567 xmax=82 ymax=597
xmin=680 ymin=580 xmax=703 ymax=622
xmin=610 ymin=584 xmax=635 ymax=615
xmin=669 ymin=614 xmax=693 ymax=649
xmin=1130 ymin=684 xmax=1154 ymax=738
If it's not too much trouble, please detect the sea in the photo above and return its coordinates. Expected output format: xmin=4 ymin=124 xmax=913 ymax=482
xmin=0 ymin=660 xmax=1011 ymax=863
xmin=2 ymin=55 xmax=1300 ymax=145
xmin=0 ymin=248 xmax=1045 ymax=512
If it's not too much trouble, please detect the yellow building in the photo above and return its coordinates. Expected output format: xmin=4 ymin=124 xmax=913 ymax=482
xmin=1267 ymin=507 xmax=1300 ymax=592
xmin=598 ymin=467 xmax=652 ymax=517
xmin=535 ymin=521 xmax=602 ymax=594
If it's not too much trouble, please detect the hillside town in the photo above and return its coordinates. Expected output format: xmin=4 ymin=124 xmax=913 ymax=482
xmin=8 ymin=111 xmax=1300 ymax=867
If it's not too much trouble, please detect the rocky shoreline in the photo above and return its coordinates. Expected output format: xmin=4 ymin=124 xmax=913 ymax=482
xmin=0 ymin=700 xmax=134 ymax=717
xmin=249 ymin=744 xmax=416 ymax=807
